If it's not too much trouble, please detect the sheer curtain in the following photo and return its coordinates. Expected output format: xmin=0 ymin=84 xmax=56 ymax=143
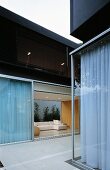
xmin=81 ymin=41 xmax=110 ymax=170
xmin=0 ymin=77 xmax=32 ymax=144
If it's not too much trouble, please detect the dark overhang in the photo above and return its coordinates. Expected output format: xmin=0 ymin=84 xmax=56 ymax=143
xmin=70 ymin=28 xmax=110 ymax=56
xmin=70 ymin=0 xmax=110 ymax=42
xmin=0 ymin=6 xmax=79 ymax=49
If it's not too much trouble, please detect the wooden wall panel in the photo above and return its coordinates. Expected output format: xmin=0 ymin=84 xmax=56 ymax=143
xmin=74 ymin=98 xmax=80 ymax=132
xmin=61 ymin=98 xmax=80 ymax=132
xmin=61 ymin=101 xmax=72 ymax=128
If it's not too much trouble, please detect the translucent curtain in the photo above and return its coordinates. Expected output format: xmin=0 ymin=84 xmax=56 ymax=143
xmin=0 ymin=78 xmax=32 ymax=144
xmin=81 ymin=41 xmax=110 ymax=170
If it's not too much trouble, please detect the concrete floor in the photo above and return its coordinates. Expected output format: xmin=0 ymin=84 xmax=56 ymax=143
xmin=0 ymin=136 xmax=80 ymax=170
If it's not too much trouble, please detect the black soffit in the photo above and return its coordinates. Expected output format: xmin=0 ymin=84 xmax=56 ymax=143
xmin=70 ymin=2 xmax=110 ymax=42
xmin=0 ymin=6 xmax=80 ymax=49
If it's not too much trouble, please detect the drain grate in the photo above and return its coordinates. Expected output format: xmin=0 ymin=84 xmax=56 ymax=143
xmin=0 ymin=161 xmax=4 ymax=168
xmin=65 ymin=159 xmax=94 ymax=170
xmin=66 ymin=159 xmax=85 ymax=170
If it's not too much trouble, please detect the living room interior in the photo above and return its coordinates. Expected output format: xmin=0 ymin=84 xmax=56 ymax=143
xmin=33 ymin=81 xmax=80 ymax=139
xmin=34 ymin=90 xmax=71 ymax=138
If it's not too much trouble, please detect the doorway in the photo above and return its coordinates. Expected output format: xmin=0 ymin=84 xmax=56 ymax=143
xmin=33 ymin=82 xmax=72 ymax=139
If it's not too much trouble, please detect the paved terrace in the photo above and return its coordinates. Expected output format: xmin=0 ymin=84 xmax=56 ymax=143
xmin=0 ymin=136 xmax=80 ymax=170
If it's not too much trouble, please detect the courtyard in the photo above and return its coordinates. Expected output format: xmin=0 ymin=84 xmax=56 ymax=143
xmin=0 ymin=136 xmax=80 ymax=170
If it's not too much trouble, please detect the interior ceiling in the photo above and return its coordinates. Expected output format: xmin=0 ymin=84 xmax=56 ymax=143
xmin=34 ymin=91 xmax=71 ymax=101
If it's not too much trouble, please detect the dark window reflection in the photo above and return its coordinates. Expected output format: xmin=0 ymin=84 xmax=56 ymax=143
xmin=16 ymin=27 xmax=71 ymax=78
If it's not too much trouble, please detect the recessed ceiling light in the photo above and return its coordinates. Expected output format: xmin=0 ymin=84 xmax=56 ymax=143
xmin=58 ymin=98 xmax=62 ymax=100
xmin=61 ymin=63 xmax=65 ymax=66
xmin=27 ymin=52 xmax=31 ymax=56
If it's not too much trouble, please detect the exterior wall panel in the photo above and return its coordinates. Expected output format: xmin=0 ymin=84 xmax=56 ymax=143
xmin=70 ymin=0 xmax=110 ymax=41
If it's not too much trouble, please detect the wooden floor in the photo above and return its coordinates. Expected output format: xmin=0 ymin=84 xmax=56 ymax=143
xmin=35 ymin=128 xmax=71 ymax=138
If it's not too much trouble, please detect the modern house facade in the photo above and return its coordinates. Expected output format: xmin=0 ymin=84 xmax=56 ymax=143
xmin=0 ymin=6 xmax=79 ymax=145
xmin=70 ymin=1 xmax=110 ymax=170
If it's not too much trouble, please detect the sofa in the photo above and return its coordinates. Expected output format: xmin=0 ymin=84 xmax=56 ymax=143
xmin=34 ymin=120 xmax=67 ymax=131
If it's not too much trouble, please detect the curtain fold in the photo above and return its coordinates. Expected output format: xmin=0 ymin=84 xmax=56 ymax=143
xmin=0 ymin=78 xmax=32 ymax=144
xmin=81 ymin=41 xmax=110 ymax=170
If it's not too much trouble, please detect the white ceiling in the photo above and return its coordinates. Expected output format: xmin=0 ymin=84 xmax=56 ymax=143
xmin=34 ymin=82 xmax=71 ymax=95
xmin=34 ymin=91 xmax=71 ymax=101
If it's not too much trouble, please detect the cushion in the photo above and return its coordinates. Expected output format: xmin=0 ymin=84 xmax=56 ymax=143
xmin=53 ymin=120 xmax=61 ymax=125
xmin=53 ymin=124 xmax=67 ymax=130
xmin=34 ymin=120 xmax=67 ymax=131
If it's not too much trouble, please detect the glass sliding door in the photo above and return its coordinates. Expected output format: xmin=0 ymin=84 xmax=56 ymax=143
xmin=72 ymin=40 xmax=110 ymax=170
xmin=80 ymin=41 xmax=110 ymax=170
xmin=0 ymin=77 xmax=32 ymax=144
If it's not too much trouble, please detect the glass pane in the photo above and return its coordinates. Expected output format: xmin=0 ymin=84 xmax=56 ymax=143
xmin=16 ymin=27 xmax=71 ymax=78
xmin=73 ymin=40 xmax=110 ymax=170
xmin=0 ymin=77 xmax=32 ymax=144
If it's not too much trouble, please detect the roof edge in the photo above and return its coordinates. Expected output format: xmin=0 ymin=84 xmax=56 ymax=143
xmin=0 ymin=6 xmax=80 ymax=49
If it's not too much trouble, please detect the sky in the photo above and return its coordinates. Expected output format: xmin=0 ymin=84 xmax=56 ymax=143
xmin=0 ymin=0 xmax=82 ymax=44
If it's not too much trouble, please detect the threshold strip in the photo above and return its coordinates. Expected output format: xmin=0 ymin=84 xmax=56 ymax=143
xmin=66 ymin=159 xmax=94 ymax=170
xmin=35 ymin=133 xmax=71 ymax=141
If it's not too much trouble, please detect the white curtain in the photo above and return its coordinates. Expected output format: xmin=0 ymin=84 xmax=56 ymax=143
xmin=81 ymin=41 xmax=110 ymax=170
xmin=0 ymin=77 xmax=32 ymax=144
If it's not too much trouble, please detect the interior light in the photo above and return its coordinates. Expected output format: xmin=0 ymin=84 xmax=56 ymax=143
xmin=45 ymin=97 xmax=49 ymax=99
xmin=61 ymin=63 xmax=64 ymax=66
xmin=58 ymin=98 xmax=62 ymax=100
xmin=27 ymin=52 xmax=31 ymax=56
